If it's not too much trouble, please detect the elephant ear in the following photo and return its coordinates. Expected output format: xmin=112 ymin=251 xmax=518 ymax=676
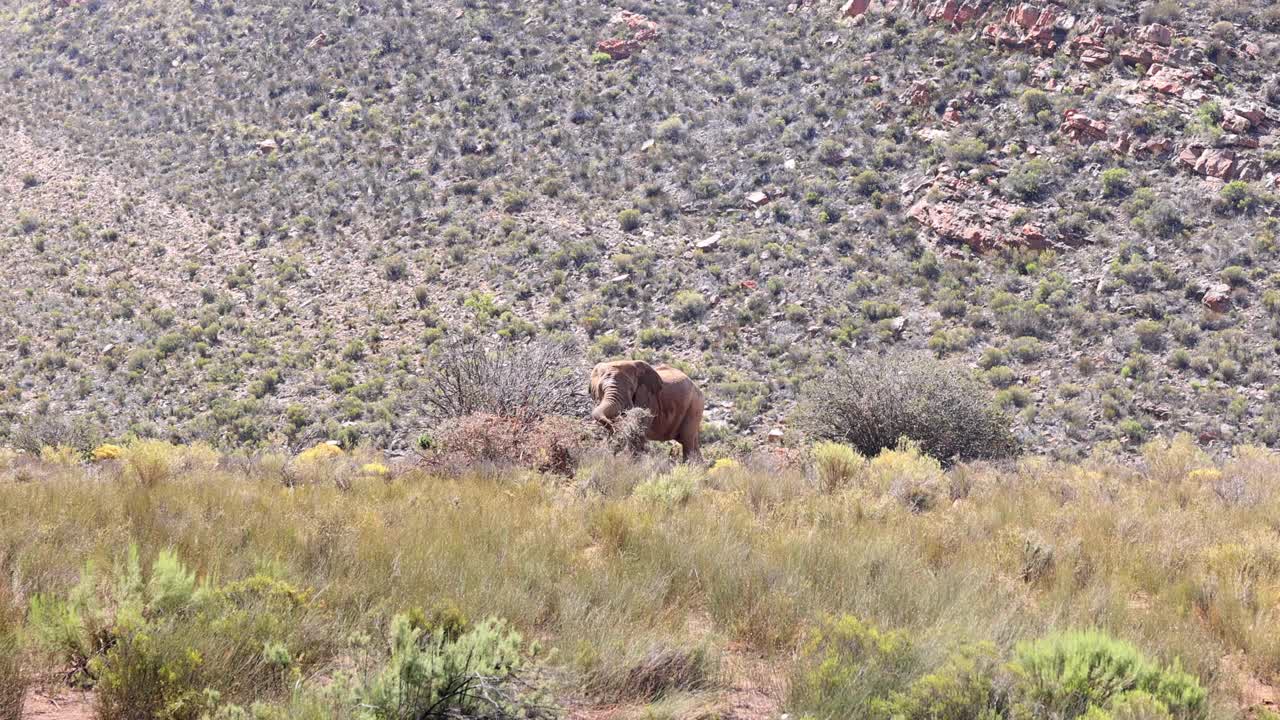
xmin=632 ymin=362 xmax=664 ymax=414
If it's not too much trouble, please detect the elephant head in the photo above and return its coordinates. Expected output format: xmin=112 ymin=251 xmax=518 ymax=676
xmin=590 ymin=361 xmax=664 ymax=427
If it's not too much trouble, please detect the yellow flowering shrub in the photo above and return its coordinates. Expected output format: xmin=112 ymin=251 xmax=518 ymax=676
xmin=93 ymin=444 xmax=126 ymax=462
xmin=295 ymin=442 xmax=344 ymax=465
xmin=361 ymin=462 xmax=390 ymax=478
xmin=709 ymin=457 xmax=741 ymax=476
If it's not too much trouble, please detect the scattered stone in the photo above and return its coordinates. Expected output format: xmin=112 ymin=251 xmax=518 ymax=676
xmin=1115 ymin=133 xmax=1172 ymax=156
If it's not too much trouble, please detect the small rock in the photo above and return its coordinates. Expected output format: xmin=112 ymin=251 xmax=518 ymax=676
xmin=696 ymin=232 xmax=721 ymax=250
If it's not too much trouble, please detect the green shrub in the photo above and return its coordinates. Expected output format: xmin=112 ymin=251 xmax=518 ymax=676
xmin=618 ymin=209 xmax=643 ymax=232
xmin=868 ymin=439 xmax=944 ymax=512
xmin=1020 ymin=89 xmax=1051 ymax=116
xmin=1010 ymin=630 xmax=1206 ymax=720
xmin=655 ymin=115 xmax=686 ymax=141
xmin=797 ymin=352 xmax=1018 ymax=464
xmin=788 ymin=614 xmax=919 ymax=718
xmin=1101 ymin=169 xmax=1133 ymax=199
xmin=853 ymin=170 xmax=883 ymax=196
xmin=1217 ymin=181 xmax=1258 ymax=215
xmin=812 ymin=441 xmax=863 ymax=493
xmin=28 ymin=546 xmax=334 ymax=716
xmin=1004 ymin=159 xmax=1054 ymax=201
xmin=633 ymin=466 xmax=700 ymax=506
xmin=360 ymin=614 xmax=535 ymax=720
xmin=672 ymin=290 xmax=709 ymax=321
xmin=880 ymin=642 xmax=1006 ymax=720
xmin=946 ymin=137 xmax=988 ymax=167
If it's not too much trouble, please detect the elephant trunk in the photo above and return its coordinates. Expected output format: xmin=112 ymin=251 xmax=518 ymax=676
xmin=592 ymin=383 xmax=623 ymax=425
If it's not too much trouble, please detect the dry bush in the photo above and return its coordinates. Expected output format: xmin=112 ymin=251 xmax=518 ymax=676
xmin=797 ymin=352 xmax=1018 ymax=465
xmin=603 ymin=407 xmax=654 ymax=457
xmin=1141 ymin=433 xmax=1212 ymax=484
xmin=421 ymin=339 xmax=588 ymax=422
xmin=576 ymin=449 xmax=672 ymax=498
xmin=583 ymin=644 xmax=715 ymax=704
xmin=422 ymin=413 xmax=592 ymax=478
xmin=1214 ymin=445 xmax=1278 ymax=506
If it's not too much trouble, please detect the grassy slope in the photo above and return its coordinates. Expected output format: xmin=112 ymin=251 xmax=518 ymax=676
xmin=2 ymin=441 xmax=1279 ymax=716
xmin=2 ymin=0 xmax=1280 ymax=455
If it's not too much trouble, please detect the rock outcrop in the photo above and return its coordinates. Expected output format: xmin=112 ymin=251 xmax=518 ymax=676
xmin=908 ymin=174 xmax=1049 ymax=252
xmin=1059 ymin=109 xmax=1108 ymax=144
xmin=1178 ymin=145 xmax=1264 ymax=182
xmin=596 ymin=10 xmax=659 ymax=60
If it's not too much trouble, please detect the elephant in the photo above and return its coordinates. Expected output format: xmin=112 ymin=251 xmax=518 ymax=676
xmin=589 ymin=360 xmax=704 ymax=464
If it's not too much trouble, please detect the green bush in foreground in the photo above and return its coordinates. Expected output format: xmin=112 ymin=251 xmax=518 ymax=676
xmin=790 ymin=617 xmax=1206 ymax=720
xmin=1011 ymin=630 xmax=1206 ymax=720
xmin=27 ymin=545 xmax=333 ymax=719
xmin=25 ymin=545 xmax=551 ymax=720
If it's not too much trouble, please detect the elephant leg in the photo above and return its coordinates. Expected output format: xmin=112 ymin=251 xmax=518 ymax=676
xmin=678 ymin=406 xmax=704 ymax=465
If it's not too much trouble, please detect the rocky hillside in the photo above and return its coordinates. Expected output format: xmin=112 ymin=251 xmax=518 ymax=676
xmin=1 ymin=0 xmax=1279 ymax=456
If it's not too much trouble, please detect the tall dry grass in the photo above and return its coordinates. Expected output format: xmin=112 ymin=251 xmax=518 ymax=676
xmin=0 ymin=435 xmax=1275 ymax=716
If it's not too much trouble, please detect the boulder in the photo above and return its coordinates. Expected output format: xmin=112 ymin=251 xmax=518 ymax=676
xmin=903 ymin=80 xmax=932 ymax=106
xmin=1202 ymin=283 xmax=1232 ymax=313
xmin=1020 ymin=224 xmax=1048 ymax=247
xmin=1059 ymin=109 xmax=1108 ymax=143
xmin=1137 ymin=23 xmax=1172 ymax=46
xmin=840 ymin=0 xmax=871 ymax=17
xmin=1078 ymin=44 xmax=1111 ymax=67
xmin=1179 ymin=145 xmax=1263 ymax=181
xmin=746 ymin=191 xmax=771 ymax=208
xmin=1144 ymin=65 xmax=1183 ymax=95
